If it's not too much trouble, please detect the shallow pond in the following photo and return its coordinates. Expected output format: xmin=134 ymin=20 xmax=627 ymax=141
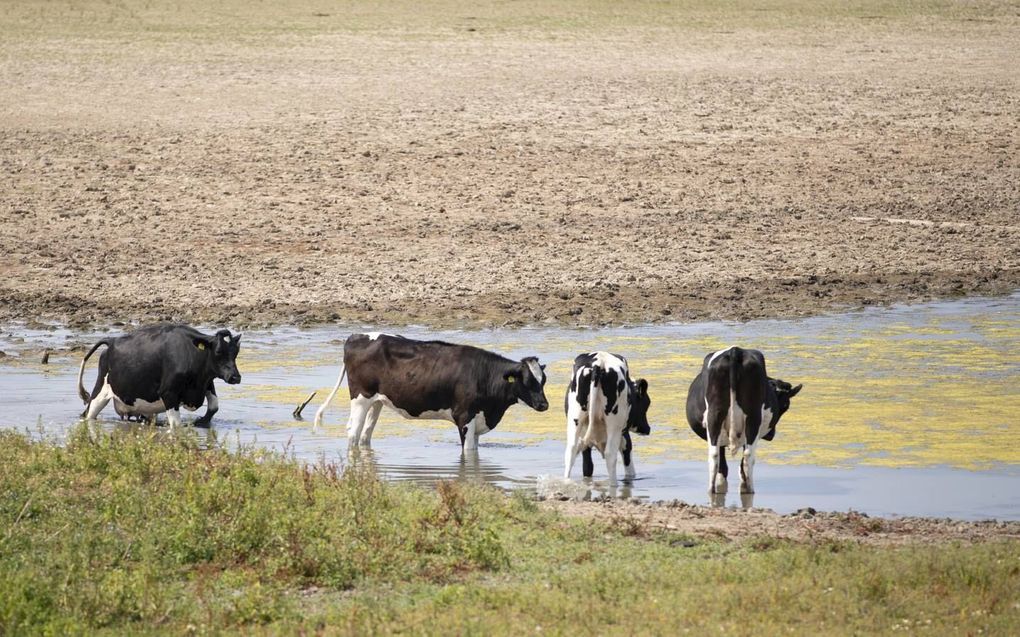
xmin=2 ymin=293 xmax=1018 ymax=520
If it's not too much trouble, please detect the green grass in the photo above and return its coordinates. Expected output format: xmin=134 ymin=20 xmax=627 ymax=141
xmin=1 ymin=428 xmax=1018 ymax=635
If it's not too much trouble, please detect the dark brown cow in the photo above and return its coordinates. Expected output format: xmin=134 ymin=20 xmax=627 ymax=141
xmin=310 ymin=333 xmax=549 ymax=450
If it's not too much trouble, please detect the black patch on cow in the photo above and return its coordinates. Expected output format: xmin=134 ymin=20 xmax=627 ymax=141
xmin=621 ymin=431 xmax=633 ymax=468
xmin=574 ymin=369 xmax=591 ymax=410
xmin=599 ymin=367 xmax=620 ymax=416
xmin=582 ymin=447 xmax=595 ymax=477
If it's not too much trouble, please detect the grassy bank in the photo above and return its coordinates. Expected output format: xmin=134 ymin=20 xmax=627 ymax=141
xmin=1 ymin=429 xmax=1017 ymax=635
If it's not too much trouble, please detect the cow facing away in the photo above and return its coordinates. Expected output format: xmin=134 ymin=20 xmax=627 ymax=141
xmin=564 ymin=352 xmax=651 ymax=485
xmin=685 ymin=346 xmax=801 ymax=494
xmin=77 ymin=324 xmax=242 ymax=429
xmin=311 ymin=333 xmax=549 ymax=450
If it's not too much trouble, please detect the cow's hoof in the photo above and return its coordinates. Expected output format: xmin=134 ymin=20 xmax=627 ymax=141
xmin=194 ymin=420 xmax=212 ymax=429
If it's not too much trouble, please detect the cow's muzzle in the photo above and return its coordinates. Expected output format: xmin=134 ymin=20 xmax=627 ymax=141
xmin=227 ymin=373 xmax=242 ymax=385
xmin=533 ymin=399 xmax=549 ymax=412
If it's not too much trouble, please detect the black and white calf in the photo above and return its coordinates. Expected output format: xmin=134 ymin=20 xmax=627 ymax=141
xmin=685 ymin=346 xmax=801 ymax=494
xmin=564 ymin=352 xmax=651 ymax=485
xmin=77 ymin=324 xmax=242 ymax=429
xmin=311 ymin=333 xmax=549 ymax=450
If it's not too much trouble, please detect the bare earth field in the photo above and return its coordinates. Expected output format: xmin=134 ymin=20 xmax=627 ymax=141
xmin=1 ymin=0 xmax=1018 ymax=328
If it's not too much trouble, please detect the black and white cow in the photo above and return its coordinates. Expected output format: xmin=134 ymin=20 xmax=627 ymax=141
xmin=685 ymin=346 xmax=801 ymax=494
xmin=311 ymin=333 xmax=549 ymax=450
xmin=77 ymin=324 xmax=242 ymax=429
xmin=564 ymin=352 xmax=651 ymax=485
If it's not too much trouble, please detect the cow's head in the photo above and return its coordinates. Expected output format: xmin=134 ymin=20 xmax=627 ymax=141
xmin=204 ymin=329 xmax=242 ymax=385
xmin=627 ymin=378 xmax=651 ymax=436
xmin=764 ymin=378 xmax=802 ymax=440
xmin=505 ymin=357 xmax=548 ymax=411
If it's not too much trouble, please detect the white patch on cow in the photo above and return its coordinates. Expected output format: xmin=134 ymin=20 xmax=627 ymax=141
xmin=375 ymin=394 xmax=454 ymax=422
xmin=346 ymin=394 xmax=373 ymax=446
xmin=473 ymin=413 xmax=492 ymax=436
xmin=741 ymin=441 xmax=759 ymax=494
xmin=222 ymin=334 xmax=230 ymax=343
xmin=366 ymin=332 xmax=388 ymax=341
xmin=708 ymin=444 xmax=724 ymax=493
xmin=727 ymin=390 xmax=746 ymax=449
xmin=86 ymin=374 xmax=173 ymax=420
xmin=527 ymin=358 xmax=545 ymax=384
xmin=707 ymin=346 xmax=735 ymax=368
xmin=114 ymin=396 xmax=167 ymax=416
xmin=463 ymin=413 xmax=489 ymax=451
xmin=359 ymin=401 xmax=384 ymax=446
xmin=166 ymin=408 xmax=182 ymax=430
xmin=759 ymin=406 xmax=774 ymax=440
xmin=206 ymin=391 xmax=219 ymax=414
xmin=84 ymin=376 xmax=116 ymax=420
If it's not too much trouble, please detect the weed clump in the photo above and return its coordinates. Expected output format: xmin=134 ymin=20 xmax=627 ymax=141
xmin=0 ymin=427 xmax=508 ymax=631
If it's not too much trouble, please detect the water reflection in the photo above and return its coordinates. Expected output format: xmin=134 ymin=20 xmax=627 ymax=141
xmin=710 ymin=492 xmax=756 ymax=510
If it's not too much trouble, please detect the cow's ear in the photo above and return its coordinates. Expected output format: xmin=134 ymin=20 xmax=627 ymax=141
xmin=503 ymin=369 xmax=520 ymax=384
xmin=193 ymin=336 xmax=213 ymax=352
xmin=637 ymin=378 xmax=648 ymax=394
xmin=540 ymin=364 xmax=546 ymax=372
xmin=789 ymin=384 xmax=803 ymax=397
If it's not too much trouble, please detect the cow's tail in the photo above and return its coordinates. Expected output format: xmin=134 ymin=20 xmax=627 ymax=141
xmin=313 ymin=363 xmax=347 ymax=429
xmin=77 ymin=340 xmax=110 ymax=404
xmin=728 ymin=347 xmax=744 ymax=451
xmin=581 ymin=365 xmax=602 ymax=448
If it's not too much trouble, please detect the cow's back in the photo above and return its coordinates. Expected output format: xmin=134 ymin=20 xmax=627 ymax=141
xmin=105 ymin=325 xmax=205 ymax=402
xmin=343 ymin=334 xmax=486 ymax=406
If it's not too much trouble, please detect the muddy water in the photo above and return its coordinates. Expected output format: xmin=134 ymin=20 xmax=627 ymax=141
xmin=1 ymin=293 xmax=1018 ymax=520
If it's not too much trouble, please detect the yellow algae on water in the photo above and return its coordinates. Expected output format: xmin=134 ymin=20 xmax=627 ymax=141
xmin=240 ymin=301 xmax=1020 ymax=470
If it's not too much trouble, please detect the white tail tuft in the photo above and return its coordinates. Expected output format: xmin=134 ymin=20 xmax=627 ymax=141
xmin=313 ymin=364 xmax=347 ymax=431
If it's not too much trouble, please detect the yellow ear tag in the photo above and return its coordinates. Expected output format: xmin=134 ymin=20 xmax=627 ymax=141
xmin=507 ymin=376 xmax=515 ymax=383
xmin=197 ymin=343 xmax=206 ymax=350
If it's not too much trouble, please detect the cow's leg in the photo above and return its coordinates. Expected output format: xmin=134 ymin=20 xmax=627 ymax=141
xmin=158 ymin=381 xmax=185 ymax=431
xmin=621 ymin=431 xmax=636 ymax=480
xmin=604 ymin=426 xmax=622 ymax=486
xmin=708 ymin=444 xmax=722 ymax=494
xmin=358 ymin=402 xmax=384 ymax=446
xmin=463 ymin=414 xmax=485 ymax=451
xmin=564 ymin=414 xmax=585 ymax=479
xmin=705 ymin=404 xmax=728 ymax=494
xmin=84 ymin=380 xmax=114 ymax=420
xmin=165 ymin=408 xmax=182 ymax=431
xmin=741 ymin=442 xmax=758 ymax=494
xmin=194 ymin=382 xmax=218 ymax=428
xmin=83 ymin=356 xmax=114 ymax=420
xmin=719 ymin=446 xmax=729 ymax=491
xmin=346 ymin=395 xmax=372 ymax=447
xmin=739 ymin=409 xmax=763 ymax=493
xmin=581 ymin=448 xmax=595 ymax=478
